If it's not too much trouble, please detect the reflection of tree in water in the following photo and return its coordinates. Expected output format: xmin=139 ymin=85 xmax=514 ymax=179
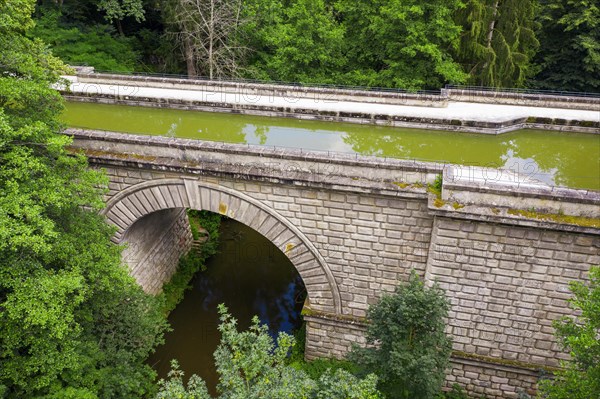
xmin=343 ymin=128 xmax=599 ymax=190
xmin=342 ymin=127 xmax=505 ymax=166
xmin=187 ymin=113 xmax=248 ymax=143
xmin=194 ymin=219 xmax=306 ymax=334
xmin=499 ymin=131 xmax=600 ymax=190
xmin=253 ymin=125 xmax=270 ymax=145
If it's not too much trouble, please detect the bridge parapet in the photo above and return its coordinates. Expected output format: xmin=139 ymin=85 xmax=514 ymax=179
xmin=65 ymin=128 xmax=442 ymax=197
xmin=75 ymin=71 xmax=447 ymax=107
xmin=445 ymin=86 xmax=600 ymax=111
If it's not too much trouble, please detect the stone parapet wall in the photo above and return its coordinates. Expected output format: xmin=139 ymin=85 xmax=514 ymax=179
xmin=74 ymin=71 xmax=600 ymax=112
xmin=66 ymin=128 xmax=442 ymax=193
xmin=445 ymin=88 xmax=600 ymax=111
xmin=76 ymin=72 xmax=447 ymax=107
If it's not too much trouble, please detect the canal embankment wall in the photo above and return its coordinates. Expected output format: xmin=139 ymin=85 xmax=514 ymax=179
xmin=61 ymin=72 xmax=600 ymax=135
xmin=67 ymin=128 xmax=600 ymax=399
xmin=444 ymin=87 xmax=600 ymax=111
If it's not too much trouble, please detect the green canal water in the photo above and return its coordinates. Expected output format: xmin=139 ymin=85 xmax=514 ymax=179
xmin=62 ymin=101 xmax=600 ymax=190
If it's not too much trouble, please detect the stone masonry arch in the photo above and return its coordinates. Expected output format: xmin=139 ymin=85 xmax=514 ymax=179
xmin=102 ymin=177 xmax=342 ymax=314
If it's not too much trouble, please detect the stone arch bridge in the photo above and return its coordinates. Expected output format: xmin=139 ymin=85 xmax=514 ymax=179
xmin=68 ymin=128 xmax=600 ymax=399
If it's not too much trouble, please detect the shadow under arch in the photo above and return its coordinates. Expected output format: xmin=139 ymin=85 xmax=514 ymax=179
xmin=102 ymin=177 xmax=341 ymax=314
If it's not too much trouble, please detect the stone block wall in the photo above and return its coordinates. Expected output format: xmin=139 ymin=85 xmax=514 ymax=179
xmin=449 ymin=357 xmax=540 ymax=398
xmin=122 ymin=207 xmax=193 ymax=294
xmin=427 ymin=216 xmax=599 ymax=369
xmin=304 ymin=314 xmax=367 ymax=360
xmin=103 ymin=163 xmax=435 ymax=317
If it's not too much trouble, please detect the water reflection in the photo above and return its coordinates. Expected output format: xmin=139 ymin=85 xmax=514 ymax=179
xmin=62 ymin=102 xmax=600 ymax=190
xmin=148 ymin=218 xmax=306 ymax=395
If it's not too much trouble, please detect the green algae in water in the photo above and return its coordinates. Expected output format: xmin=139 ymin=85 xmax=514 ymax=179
xmin=62 ymin=101 xmax=600 ymax=190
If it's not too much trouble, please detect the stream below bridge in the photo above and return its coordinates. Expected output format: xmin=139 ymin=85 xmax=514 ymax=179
xmin=147 ymin=218 xmax=306 ymax=395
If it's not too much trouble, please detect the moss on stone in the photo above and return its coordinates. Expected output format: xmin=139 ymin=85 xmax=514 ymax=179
xmin=507 ymin=209 xmax=600 ymax=228
xmin=392 ymin=181 xmax=426 ymax=190
xmin=393 ymin=181 xmax=410 ymax=189
xmin=301 ymin=305 xmax=368 ymax=325
xmin=452 ymin=202 xmax=465 ymax=210
xmin=452 ymin=350 xmax=561 ymax=373
xmin=434 ymin=198 xmax=446 ymax=208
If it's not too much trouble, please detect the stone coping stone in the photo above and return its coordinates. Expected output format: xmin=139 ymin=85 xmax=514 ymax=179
xmin=77 ymin=72 xmax=445 ymax=105
xmin=443 ymin=165 xmax=599 ymax=205
xmin=65 ymin=128 xmax=444 ymax=174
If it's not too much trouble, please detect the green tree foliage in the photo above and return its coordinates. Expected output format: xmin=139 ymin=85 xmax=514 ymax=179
xmin=32 ymin=10 xmax=141 ymax=72
xmin=156 ymin=305 xmax=382 ymax=399
xmin=533 ymin=0 xmax=600 ymax=92
xmin=243 ymin=0 xmax=346 ymax=84
xmin=34 ymin=0 xmax=596 ymax=91
xmin=538 ymin=266 xmax=600 ymax=399
xmin=454 ymin=0 xmax=540 ymax=87
xmin=349 ymin=271 xmax=452 ymax=399
xmin=0 ymin=1 xmax=168 ymax=397
xmin=155 ymin=360 xmax=211 ymax=399
xmin=334 ymin=0 xmax=467 ymax=90
xmin=98 ymin=0 xmax=145 ymax=25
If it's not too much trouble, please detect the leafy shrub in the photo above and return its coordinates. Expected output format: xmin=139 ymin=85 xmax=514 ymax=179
xmin=538 ymin=266 xmax=600 ymax=399
xmin=32 ymin=10 xmax=140 ymax=71
xmin=349 ymin=270 xmax=452 ymax=399
xmin=156 ymin=305 xmax=382 ymax=399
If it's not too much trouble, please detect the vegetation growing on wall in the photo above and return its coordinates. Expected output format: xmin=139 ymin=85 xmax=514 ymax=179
xmin=160 ymin=210 xmax=222 ymax=314
xmin=539 ymin=266 xmax=600 ymax=399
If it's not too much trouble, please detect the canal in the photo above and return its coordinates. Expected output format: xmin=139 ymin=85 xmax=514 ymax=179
xmin=62 ymin=101 xmax=600 ymax=190
xmin=147 ymin=217 xmax=306 ymax=395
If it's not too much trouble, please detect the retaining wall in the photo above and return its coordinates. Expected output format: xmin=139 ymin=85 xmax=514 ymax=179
xmin=445 ymin=88 xmax=600 ymax=112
